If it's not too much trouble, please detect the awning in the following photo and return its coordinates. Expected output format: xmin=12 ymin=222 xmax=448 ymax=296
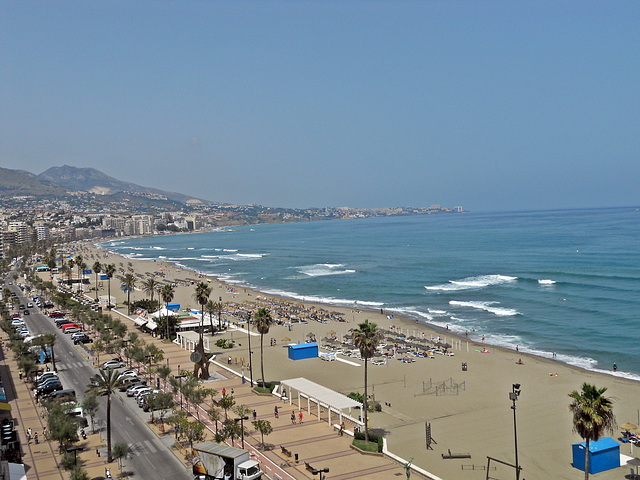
xmin=132 ymin=317 xmax=147 ymax=327
xmin=145 ymin=320 xmax=158 ymax=331
xmin=0 ymin=402 xmax=11 ymax=411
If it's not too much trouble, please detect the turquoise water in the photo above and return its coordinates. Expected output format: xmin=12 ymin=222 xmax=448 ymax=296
xmin=99 ymin=207 xmax=640 ymax=377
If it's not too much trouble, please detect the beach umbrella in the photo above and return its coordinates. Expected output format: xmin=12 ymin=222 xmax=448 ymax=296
xmin=327 ymin=330 xmax=336 ymax=336
xmin=621 ymin=422 xmax=638 ymax=431
xmin=627 ymin=457 xmax=640 ymax=476
xmin=281 ymin=337 xmax=291 ymax=342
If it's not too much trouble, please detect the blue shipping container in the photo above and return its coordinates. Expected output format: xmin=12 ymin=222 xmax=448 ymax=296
xmin=288 ymin=343 xmax=319 ymax=361
xmin=572 ymin=437 xmax=619 ymax=474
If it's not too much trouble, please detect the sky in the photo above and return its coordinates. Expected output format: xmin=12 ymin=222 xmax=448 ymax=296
xmin=1 ymin=1 xmax=639 ymax=212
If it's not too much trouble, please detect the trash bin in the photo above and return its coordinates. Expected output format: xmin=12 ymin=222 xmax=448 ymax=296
xmin=294 ymin=453 xmax=299 ymax=463
xmin=462 ymin=362 xmax=467 ymax=371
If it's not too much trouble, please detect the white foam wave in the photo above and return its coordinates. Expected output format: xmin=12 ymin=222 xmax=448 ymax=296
xmin=425 ymin=274 xmax=517 ymax=292
xmin=538 ymin=279 xmax=556 ymax=285
xmin=450 ymin=300 xmax=520 ymax=316
xmin=298 ymin=264 xmax=356 ymax=277
xmin=261 ymin=288 xmax=382 ymax=308
xmin=428 ymin=309 xmax=447 ymax=316
xmin=389 ymin=307 xmax=434 ymax=321
xmin=223 ymin=249 xmax=238 ymax=252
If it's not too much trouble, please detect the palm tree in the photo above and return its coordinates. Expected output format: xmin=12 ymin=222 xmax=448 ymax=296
xmin=43 ymin=333 xmax=58 ymax=372
xmin=161 ymin=284 xmax=175 ymax=339
xmin=254 ymin=308 xmax=273 ymax=388
xmin=142 ymin=278 xmax=159 ymax=305
xmin=353 ymin=319 xmax=381 ymax=444
xmin=119 ymin=273 xmax=137 ymax=315
xmin=193 ymin=282 xmax=211 ymax=335
xmin=86 ymin=369 xmax=125 ymax=462
xmin=75 ymin=255 xmax=83 ymax=292
xmin=105 ymin=264 xmax=116 ymax=309
xmin=204 ymin=300 xmax=217 ymax=333
xmin=67 ymin=258 xmax=75 ymax=285
xmin=569 ymin=383 xmax=616 ymax=479
xmin=92 ymin=261 xmax=102 ymax=301
xmin=79 ymin=261 xmax=87 ymax=293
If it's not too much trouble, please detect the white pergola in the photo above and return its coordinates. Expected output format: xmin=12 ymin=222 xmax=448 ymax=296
xmin=280 ymin=377 xmax=363 ymax=428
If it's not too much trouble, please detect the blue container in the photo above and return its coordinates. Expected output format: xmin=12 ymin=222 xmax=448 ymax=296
xmin=572 ymin=437 xmax=620 ymax=474
xmin=166 ymin=303 xmax=180 ymax=311
xmin=288 ymin=343 xmax=318 ymax=361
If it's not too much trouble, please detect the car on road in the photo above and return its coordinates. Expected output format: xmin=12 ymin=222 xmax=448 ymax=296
xmin=101 ymin=360 xmax=125 ymax=370
xmin=23 ymin=310 xmax=30 ymax=315
xmin=73 ymin=334 xmax=93 ymax=345
xmin=27 ymin=302 xmax=33 ymax=308
xmin=11 ymin=319 xmax=25 ymax=327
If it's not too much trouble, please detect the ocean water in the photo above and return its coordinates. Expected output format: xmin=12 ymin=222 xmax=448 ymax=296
xmin=99 ymin=207 xmax=640 ymax=378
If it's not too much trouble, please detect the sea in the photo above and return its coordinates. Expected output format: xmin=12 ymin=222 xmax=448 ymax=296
xmin=98 ymin=207 xmax=640 ymax=379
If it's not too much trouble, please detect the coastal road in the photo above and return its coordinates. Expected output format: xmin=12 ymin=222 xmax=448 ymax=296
xmin=7 ymin=283 xmax=192 ymax=480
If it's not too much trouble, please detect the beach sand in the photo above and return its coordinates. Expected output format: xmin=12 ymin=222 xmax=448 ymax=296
xmin=68 ymin=240 xmax=640 ymax=479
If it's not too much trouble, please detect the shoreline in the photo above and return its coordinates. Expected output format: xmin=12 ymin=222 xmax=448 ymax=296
xmin=94 ymin=234 xmax=640 ymax=382
xmin=68 ymin=238 xmax=640 ymax=479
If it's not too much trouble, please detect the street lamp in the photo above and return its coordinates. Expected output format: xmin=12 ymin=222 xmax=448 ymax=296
xmin=246 ymin=311 xmax=254 ymax=387
xmin=509 ymin=383 xmax=521 ymax=480
xmin=311 ymin=467 xmax=329 ymax=480
xmin=234 ymin=415 xmax=249 ymax=448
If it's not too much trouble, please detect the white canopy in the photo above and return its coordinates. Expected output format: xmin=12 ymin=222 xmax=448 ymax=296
xmin=132 ymin=316 xmax=147 ymax=327
xmin=146 ymin=320 xmax=158 ymax=330
xmin=281 ymin=377 xmax=361 ymax=411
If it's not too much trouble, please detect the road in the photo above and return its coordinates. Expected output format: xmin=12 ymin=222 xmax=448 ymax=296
xmin=6 ymin=281 xmax=192 ymax=480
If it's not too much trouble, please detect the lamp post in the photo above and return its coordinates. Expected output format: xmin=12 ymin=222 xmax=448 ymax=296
xmin=234 ymin=415 xmax=249 ymax=448
xmin=509 ymin=383 xmax=521 ymax=480
xmin=311 ymin=467 xmax=329 ymax=480
xmin=246 ymin=311 xmax=254 ymax=387
xmin=176 ymin=364 xmax=183 ymax=409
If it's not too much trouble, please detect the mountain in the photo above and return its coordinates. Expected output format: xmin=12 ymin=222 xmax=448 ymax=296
xmin=37 ymin=165 xmax=207 ymax=204
xmin=0 ymin=167 xmax=67 ymax=196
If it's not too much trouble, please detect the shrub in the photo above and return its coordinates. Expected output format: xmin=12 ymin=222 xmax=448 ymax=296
xmin=353 ymin=430 xmax=384 ymax=452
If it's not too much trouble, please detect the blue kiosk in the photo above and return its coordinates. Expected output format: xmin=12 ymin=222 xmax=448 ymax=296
xmin=572 ymin=437 xmax=620 ymax=474
xmin=288 ymin=343 xmax=319 ymax=361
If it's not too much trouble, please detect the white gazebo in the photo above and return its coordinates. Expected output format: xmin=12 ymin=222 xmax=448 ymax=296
xmin=280 ymin=377 xmax=363 ymax=428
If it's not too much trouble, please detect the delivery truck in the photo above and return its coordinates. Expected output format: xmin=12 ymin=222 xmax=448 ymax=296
xmin=192 ymin=442 xmax=262 ymax=480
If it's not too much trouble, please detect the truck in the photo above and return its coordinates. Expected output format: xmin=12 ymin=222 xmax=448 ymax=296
xmin=192 ymin=442 xmax=262 ymax=480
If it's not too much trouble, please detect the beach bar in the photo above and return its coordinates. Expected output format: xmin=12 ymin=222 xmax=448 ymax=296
xmin=572 ymin=437 xmax=620 ymax=474
xmin=287 ymin=343 xmax=318 ymax=361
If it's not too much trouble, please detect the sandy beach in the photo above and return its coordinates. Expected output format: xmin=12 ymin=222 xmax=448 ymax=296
xmin=67 ymin=239 xmax=640 ymax=480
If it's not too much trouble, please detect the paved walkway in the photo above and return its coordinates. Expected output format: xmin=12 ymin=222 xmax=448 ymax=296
xmin=0 ymin=304 xmax=413 ymax=480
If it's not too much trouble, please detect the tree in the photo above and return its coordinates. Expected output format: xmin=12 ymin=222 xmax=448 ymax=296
xmin=105 ymin=264 xmax=116 ymax=309
xmin=223 ymin=420 xmax=243 ymax=447
xmin=208 ymin=407 xmax=221 ymax=435
xmin=85 ymin=369 xmax=125 ymax=462
xmin=219 ymin=395 xmax=236 ymax=422
xmin=83 ymin=393 xmax=99 ymax=433
xmin=353 ymin=319 xmax=381 ymax=444
xmin=160 ymin=284 xmax=175 ymax=339
xmin=252 ymin=419 xmax=273 ymax=450
xmin=254 ymin=308 xmax=273 ymax=387
xmin=92 ymin=261 xmax=102 ymax=301
xmin=569 ymin=383 xmax=616 ymax=480
xmin=193 ymin=282 xmax=211 ymax=335
xmin=204 ymin=299 xmax=217 ymax=333
xmin=43 ymin=333 xmax=58 ymax=372
xmin=112 ymin=442 xmax=129 ymax=472
xmin=119 ymin=273 xmax=137 ymax=315
xmin=47 ymin=401 xmax=80 ymax=453
xmin=142 ymin=278 xmax=159 ymax=304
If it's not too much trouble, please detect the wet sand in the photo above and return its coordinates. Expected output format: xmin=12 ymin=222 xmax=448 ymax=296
xmin=69 ymin=239 xmax=640 ymax=479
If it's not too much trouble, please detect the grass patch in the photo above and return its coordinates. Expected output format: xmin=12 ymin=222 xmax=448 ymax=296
xmin=253 ymin=385 xmax=271 ymax=394
xmin=352 ymin=438 xmax=380 ymax=453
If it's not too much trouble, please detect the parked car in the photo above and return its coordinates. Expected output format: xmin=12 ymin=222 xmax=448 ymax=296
xmin=126 ymin=384 xmax=150 ymax=397
xmin=117 ymin=370 xmax=137 ymax=379
xmin=35 ymin=371 xmax=58 ymax=383
xmin=62 ymin=324 xmax=82 ymax=334
xmin=36 ymin=381 xmax=63 ymax=396
xmin=129 ymin=385 xmax=153 ymax=398
xmin=101 ymin=360 xmax=125 ymax=370
xmin=73 ymin=334 xmax=93 ymax=345
xmin=119 ymin=376 xmax=145 ymax=391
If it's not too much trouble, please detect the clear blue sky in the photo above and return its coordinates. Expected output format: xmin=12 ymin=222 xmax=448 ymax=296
xmin=2 ymin=1 xmax=638 ymax=211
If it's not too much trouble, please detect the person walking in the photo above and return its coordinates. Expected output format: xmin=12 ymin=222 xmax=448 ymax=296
xmin=26 ymin=428 xmax=32 ymax=442
xmin=19 ymin=370 xmax=23 ymax=380
xmin=291 ymin=411 xmax=296 ymax=424
xmin=274 ymin=406 xmax=279 ymax=418
xmin=298 ymin=411 xmax=303 ymax=424
xmin=340 ymin=421 xmax=345 ymax=436
xmin=253 ymin=409 xmax=257 ymax=421
xmin=34 ymin=432 xmax=38 ymax=444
